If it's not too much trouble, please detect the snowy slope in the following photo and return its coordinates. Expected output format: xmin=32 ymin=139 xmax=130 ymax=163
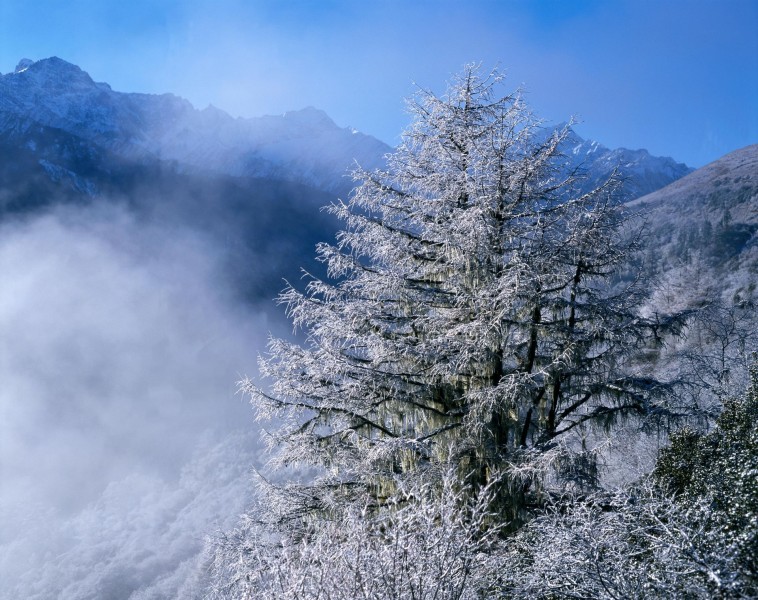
xmin=630 ymin=144 xmax=758 ymax=227
xmin=631 ymin=144 xmax=758 ymax=311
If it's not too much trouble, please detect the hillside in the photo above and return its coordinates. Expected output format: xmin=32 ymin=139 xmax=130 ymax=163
xmin=633 ymin=144 xmax=758 ymax=310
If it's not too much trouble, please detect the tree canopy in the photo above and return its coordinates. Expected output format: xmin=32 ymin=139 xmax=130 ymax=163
xmin=243 ymin=65 xmax=688 ymax=531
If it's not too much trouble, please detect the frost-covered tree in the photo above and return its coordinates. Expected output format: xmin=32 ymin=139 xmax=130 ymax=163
xmin=499 ymin=484 xmax=752 ymax=599
xmin=499 ymin=357 xmax=758 ymax=599
xmin=207 ymin=468 xmax=509 ymax=600
xmin=677 ymin=300 xmax=758 ymax=406
xmin=242 ymin=65 xmax=688 ymax=535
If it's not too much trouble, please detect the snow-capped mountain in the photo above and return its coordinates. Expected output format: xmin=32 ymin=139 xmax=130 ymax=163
xmin=557 ymin=125 xmax=694 ymax=201
xmin=0 ymin=56 xmax=705 ymax=303
xmin=1 ymin=57 xmax=696 ymax=208
xmin=0 ymin=57 xmax=391 ymax=195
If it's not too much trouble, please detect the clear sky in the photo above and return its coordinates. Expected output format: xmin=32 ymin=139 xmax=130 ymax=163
xmin=1 ymin=0 xmax=756 ymax=167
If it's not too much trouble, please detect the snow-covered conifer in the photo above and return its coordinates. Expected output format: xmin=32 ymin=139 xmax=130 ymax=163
xmin=242 ymin=64 xmax=687 ymax=538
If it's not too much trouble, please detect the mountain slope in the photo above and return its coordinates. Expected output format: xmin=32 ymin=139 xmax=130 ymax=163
xmin=0 ymin=57 xmax=391 ymax=195
xmin=558 ymin=125 xmax=693 ymax=200
xmin=632 ymin=144 xmax=758 ymax=309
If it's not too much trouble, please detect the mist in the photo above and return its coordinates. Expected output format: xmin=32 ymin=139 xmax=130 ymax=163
xmin=0 ymin=203 xmax=278 ymax=598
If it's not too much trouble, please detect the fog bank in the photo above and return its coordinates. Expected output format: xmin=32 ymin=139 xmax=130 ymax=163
xmin=0 ymin=205 xmax=273 ymax=598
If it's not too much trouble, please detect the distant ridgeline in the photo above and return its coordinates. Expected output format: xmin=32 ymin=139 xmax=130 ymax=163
xmin=0 ymin=57 xmax=396 ymax=300
xmin=0 ymin=57 xmax=691 ymax=209
xmin=2 ymin=56 xmax=742 ymax=308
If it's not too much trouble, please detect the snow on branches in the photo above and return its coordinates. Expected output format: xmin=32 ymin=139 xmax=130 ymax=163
xmin=212 ymin=65 xmax=707 ymax=599
xmin=243 ymin=65 xmax=687 ymax=524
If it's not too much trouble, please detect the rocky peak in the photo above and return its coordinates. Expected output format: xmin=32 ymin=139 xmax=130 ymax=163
xmin=14 ymin=58 xmax=34 ymax=73
xmin=9 ymin=56 xmax=97 ymax=87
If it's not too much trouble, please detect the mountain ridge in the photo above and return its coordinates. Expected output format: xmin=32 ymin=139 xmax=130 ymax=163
xmin=1 ymin=57 xmax=694 ymax=200
xmin=554 ymin=124 xmax=693 ymax=200
xmin=0 ymin=57 xmax=391 ymax=194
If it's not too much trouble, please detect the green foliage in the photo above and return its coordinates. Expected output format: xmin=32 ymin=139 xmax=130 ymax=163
xmin=654 ymin=356 xmax=758 ymax=593
xmin=499 ymin=363 xmax=758 ymax=599
xmin=655 ymin=358 xmax=758 ymax=506
xmin=653 ymin=427 xmax=703 ymax=493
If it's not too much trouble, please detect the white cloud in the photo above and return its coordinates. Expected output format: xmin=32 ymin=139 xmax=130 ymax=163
xmin=0 ymin=204 xmax=269 ymax=598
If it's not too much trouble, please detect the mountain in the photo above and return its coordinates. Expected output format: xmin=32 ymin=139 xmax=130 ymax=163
xmin=0 ymin=55 xmax=718 ymax=320
xmin=1 ymin=57 xmax=393 ymax=300
xmin=0 ymin=57 xmax=391 ymax=196
xmin=557 ymin=125 xmax=694 ymax=201
xmin=0 ymin=57 xmax=702 ymax=304
xmin=631 ymin=144 xmax=758 ymax=310
xmin=1 ymin=58 xmax=696 ymax=205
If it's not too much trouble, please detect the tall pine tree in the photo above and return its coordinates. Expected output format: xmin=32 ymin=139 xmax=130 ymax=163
xmin=244 ymin=65 xmax=686 ymax=532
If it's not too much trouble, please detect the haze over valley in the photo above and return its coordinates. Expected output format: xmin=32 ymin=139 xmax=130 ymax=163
xmin=1 ymin=2 xmax=756 ymax=597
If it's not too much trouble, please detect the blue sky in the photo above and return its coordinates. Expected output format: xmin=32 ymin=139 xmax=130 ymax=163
xmin=1 ymin=0 xmax=756 ymax=167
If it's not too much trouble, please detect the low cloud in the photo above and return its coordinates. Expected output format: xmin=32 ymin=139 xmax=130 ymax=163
xmin=0 ymin=204 xmax=274 ymax=598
